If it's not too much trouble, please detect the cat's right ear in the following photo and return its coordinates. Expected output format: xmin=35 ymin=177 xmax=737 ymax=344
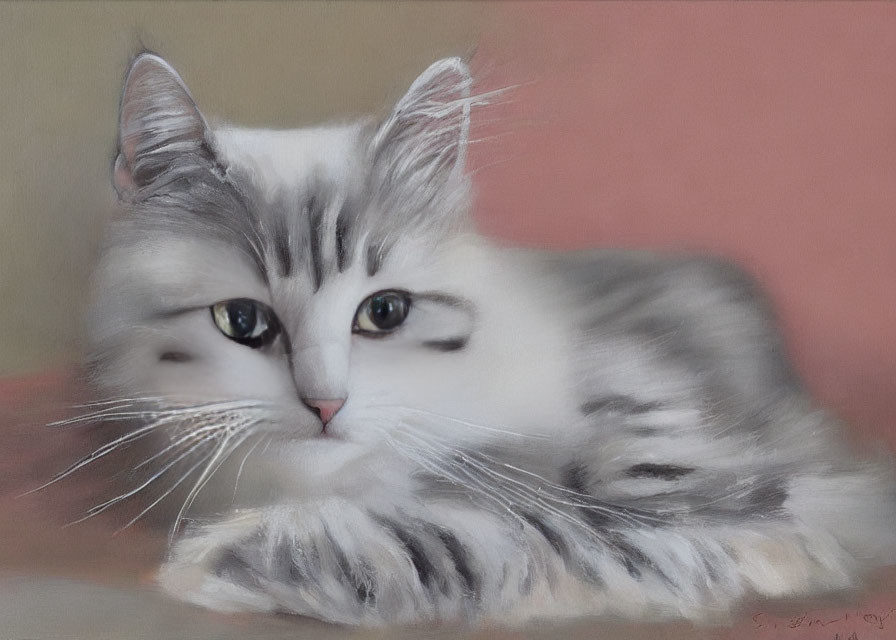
xmin=113 ymin=53 xmax=209 ymax=200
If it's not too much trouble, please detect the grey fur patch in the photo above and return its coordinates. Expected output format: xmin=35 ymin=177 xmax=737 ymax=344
xmin=434 ymin=528 xmax=479 ymax=598
xmin=562 ymin=463 xmax=592 ymax=496
xmin=581 ymin=396 xmax=662 ymax=416
xmin=517 ymin=510 xmax=606 ymax=585
xmin=158 ymin=351 xmax=193 ymax=363
xmin=321 ymin=525 xmax=375 ymax=605
xmin=519 ymin=559 xmax=535 ymax=595
xmin=749 ymin=480 xmax=788 ymax=512
xmin=626 ymin=464 xmax=695 ymax=481
xmin=422 ymin=337 xmax=467 ymax=352
xmin=520 ymin=511 xmax=569 ymax=559
xmin=610 ymin=535 xmax=654 ymax=581
xmin=306 ymin=197 xmax=325 ymax=291
xmin=126 ymin=161 xmax=270 ymax=285
xmin=270 ymin=213 xmax=293 ymax=278
xmin=376 ymin=517 xmax=445 ymax=595
xmin=213 ymin=548 xmax=261 ymax=586
xmin=270 ymin=533 xmax=303 ymax=584
xmin=335 ymin=214 xmax=349 ymax=272
xmin=366 ymin=244 xmax=383 ymax=277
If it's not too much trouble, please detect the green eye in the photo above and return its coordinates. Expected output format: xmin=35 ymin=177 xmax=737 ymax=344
xmin=354 ymin=290 xmax=411 ymax=334
xmin=211 ymin=298 xmax=280 ymax=348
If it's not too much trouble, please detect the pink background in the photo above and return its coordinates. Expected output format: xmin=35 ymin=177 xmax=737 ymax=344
xmin=473 ymin=2 xmax=896 ymax=446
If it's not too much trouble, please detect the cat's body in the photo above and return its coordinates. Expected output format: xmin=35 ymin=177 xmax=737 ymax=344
xmin=81 ymin=53 xmax=896 ymax=626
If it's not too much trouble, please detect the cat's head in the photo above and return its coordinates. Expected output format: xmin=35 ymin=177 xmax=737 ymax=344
xmin=86 ymin=54 xmax=566 ymax=498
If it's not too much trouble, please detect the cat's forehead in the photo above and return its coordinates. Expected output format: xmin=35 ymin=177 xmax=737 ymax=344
xmin=212 ymin=123 xmax=367 ymax=195
xmin=208 ymin=122 xmax=381 ymax=287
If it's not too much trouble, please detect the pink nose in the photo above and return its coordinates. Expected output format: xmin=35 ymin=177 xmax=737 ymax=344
xmin=302 ymin=398 xmax=345 ymax=425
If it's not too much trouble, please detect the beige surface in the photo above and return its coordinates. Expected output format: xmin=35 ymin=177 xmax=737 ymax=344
xmin=3 ymin=573 xmax=896 ymax=640
xmin=0 ymin=1 xmax=485 ymax=375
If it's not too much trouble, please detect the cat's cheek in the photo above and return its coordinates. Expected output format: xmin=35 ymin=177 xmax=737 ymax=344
xmin=155 ymin=340 xmax=295 ymax=404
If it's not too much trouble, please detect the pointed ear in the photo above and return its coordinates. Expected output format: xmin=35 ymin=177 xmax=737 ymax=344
xmin=113 ymin=53 xmax=210 ymax=199
xmin=371 ymin=57 xmax=472 ymax=206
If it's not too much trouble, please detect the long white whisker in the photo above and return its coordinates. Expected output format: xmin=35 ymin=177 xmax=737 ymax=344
xmin=114 ymin=454 xmax=214 ymax=534
xmin=22 ymin=421 xmax=175 ymax=496
xmin=380 ymin=405 xmax=550 ymax=440
xmin=171 ymin=429 xmax=254 ymax=542
xmin=133 ymin=423 xmax=231 ymax=470
xmin=385 ymin=426 xmax=525 ymax=524
xmin=468 ymin=448 xmax=667 ymax=525
xmin=49 ymin=399 xmax=270 ymax=427
xmin=65 ymin=435 xmax=220 ymax=526
xmin=231 ymin=434 xmax=268 ymax=504
xmin=394 ymin=426 xmax=656 ymax=533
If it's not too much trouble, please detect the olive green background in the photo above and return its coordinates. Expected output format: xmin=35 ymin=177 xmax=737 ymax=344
xmin=0 ymin=1 xmax=485 ymax=375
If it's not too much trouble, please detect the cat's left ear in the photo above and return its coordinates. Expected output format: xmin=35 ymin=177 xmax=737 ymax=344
xmin=113 ymin=53 xmax=211 ymax=200
xmin=371 ymin=58 xmax=472 ymax=205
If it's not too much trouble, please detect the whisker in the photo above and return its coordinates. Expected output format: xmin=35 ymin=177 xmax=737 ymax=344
xmin=22 ymin=421 xmax=173 ymax=496
xmin=69 ymin=396 xmax=166 ymax=408
xmin=65 ymin=435 xmax=220 ymax=526
xmin=392 ymin=428 xmax=593 ymax=531
xmin=50 ymin=399 xmax=273 ymax=427
xmin=440 ymin=433 xmax=657 ymax=527
xmin=171 ymin=430 xmax=255 ymax=542
xmin=231 ymin=434 xmax=269 ymax=504
xmin=382 ymin=428 xmax=513 ymax=523
xmin=469 ymin=449 xmax=667 ymax=524
xmin=133 ymin=423 xmax=230 ymax=471
xmin=379 ymin=405 xmax=550 ymax=440
xmin=32 ymin=400 xmax=274 ymax=494
xmin=391 ymin=426 xmax=660 ymax=536
xmin=114 ymin=454 xmax=216 ymax=534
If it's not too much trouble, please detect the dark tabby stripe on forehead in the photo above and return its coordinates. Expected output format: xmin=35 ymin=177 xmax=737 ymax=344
xmin=306 ymin=196 xmax=325 ymax=291
xmin=246 ymin=178 xmax=393 ymax=286
xmin=270 ymin=211 xmax=293 ymax=278
xmin=335 ymin=213 xmax=349 ymax=272
xmin=366 ymin=243 xmax=383 ymax=277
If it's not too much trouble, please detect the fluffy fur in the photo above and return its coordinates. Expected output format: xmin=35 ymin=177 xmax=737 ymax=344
xmin=75 ymin=53 xmax=896 ymax=626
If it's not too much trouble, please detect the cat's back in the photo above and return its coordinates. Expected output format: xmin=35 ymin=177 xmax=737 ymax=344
xmin=509 ymin=247 xmax=802 ymax=415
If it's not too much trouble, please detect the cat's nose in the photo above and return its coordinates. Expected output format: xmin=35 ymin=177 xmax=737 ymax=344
xmin=302 ymin=398 xmax=346 ymax=425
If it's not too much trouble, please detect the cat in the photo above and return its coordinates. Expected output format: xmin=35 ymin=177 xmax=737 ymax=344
xmin=73 ymin=52 xmax=896 ymax=626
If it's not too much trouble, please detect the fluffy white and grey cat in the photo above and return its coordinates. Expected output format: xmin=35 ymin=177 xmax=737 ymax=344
xmin=74 ymin=53 xmax=896 ymax=626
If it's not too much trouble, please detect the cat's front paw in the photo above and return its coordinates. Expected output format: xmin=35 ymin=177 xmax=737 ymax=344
xmin=158 ymin=509 xmax=279 ymax=615
xmin=159 ymin=499 xmax=458 ymax=625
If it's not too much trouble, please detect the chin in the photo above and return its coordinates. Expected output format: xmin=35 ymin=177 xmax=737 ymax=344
xmin=265 ymin=431 xmax=385 ymax=499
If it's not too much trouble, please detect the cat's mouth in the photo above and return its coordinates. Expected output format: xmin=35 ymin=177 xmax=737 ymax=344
xmin=270 ymin=420 xmax=348 ymax=444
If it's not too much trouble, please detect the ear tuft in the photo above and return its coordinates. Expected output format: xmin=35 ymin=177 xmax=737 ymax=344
xmin=371 ymin=57 xmax=473 ymax=211
xmin=114 ymin=53 xmax=209 ymax=199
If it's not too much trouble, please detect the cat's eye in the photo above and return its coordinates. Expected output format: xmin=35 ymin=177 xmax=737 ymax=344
xmin=353 ymin=290 xmax=411 ymax=335
xmin=211 ymin=298 xmax=281 ymax=348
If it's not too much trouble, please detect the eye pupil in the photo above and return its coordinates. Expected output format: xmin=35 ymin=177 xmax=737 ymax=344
xmin=211 ymin=298 xmax=279 ymax=348
xmin=227 ymin=301 xmax=256 ymax=337
xmin=370 ymin=296 xmax=395 ymax=323
xmin=354 ymin=291 xmax=409 ymax=333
